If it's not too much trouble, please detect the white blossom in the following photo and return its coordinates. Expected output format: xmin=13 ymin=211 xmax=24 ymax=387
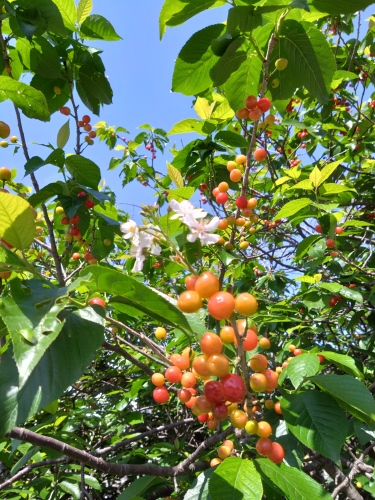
xmin=169 ymin=199 xmax=207 ymax=221
xmin=130 ymin=225 xmax=162 ymax=273
xmin=120 ymin=219 xmax=137 ymax=239
xmin=183 ymin=213 xmax=221 ymax=245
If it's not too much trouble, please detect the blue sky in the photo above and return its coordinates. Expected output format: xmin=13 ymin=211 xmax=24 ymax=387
xmin=2 ymin=1 xmax=229 ymax=215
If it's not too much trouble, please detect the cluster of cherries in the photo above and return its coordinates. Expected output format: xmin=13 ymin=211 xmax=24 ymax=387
xmin=235 ymin=95 xmax=272 ymax=121
xmin=145 ymin=142 xmax=157 ymax=160
xmin=314 ymin=223 xmax=344 ymax=257
xmin=59 ymin=108 xmax=96 ymax=145
xmin=56 ymin=192 xmax=98 ymax=264
xmin=150 ymin=270 xmax=285 ymax=463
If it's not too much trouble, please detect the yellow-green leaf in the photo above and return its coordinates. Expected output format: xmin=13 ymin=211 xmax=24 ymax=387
xmin=284 ymin=167 xmax=301 ymax=179
xmin=194 ymin=97 xmax=215 ymax=119
xmin=309 ymin=166 xmax=322 ymax=187
xmin=57 ymin=119 xmax=70 ymax=149
xmin=167 ymin=161 xmax=184 ymax=188
xmin=275 ymin=176 xmax=291 ymax=186
xmin=0 ymin=193 xmax=36 ymax=249
xmin=77 ymin=0 xmax=92 ymax=24
xmin=288 ymin=179 xmax=313 ymax=190
xmin=319 ymin=159 xmax=343 ymax=185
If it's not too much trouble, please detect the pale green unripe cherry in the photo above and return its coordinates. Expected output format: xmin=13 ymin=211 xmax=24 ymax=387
xmin=275 ymin=58 xmax=288 ymax=71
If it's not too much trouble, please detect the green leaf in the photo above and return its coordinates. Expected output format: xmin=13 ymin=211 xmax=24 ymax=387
xmin=0 ymin=246 xmax=30 ymax=273
xmin=194 ymin=97 xmax=215 ymax=119
xmin=214 ymin=131 xmax=249 ymax=148
xmin=281 ymin=391 xmax=348 ymax=463
xmin=311 ymin=374 xmax=375 ymax=424
xmin=320 ymin=183 xmax=354 ymax=195
xmin=172 ymin=24 xmax=226 ymax=95
xmin=309 ymin=0 xmax=374 ymax=15
xmin=255 ymin=459 xmax=332 ymax=500
xmin=80 ymin=14 xmax=121 ymax=41
xmin=16 ymin=37 xmax=62 ymax=79
xmin=30 ymin=75 xmax=70 ymax=114
xmin=52 ymin=0 xmax=77 ymax=31
xmin=28 ymin=182 xmax=64 ymax=208
xmin=0 ymin=308 xmax=105 ymax=436
xmin=317 ymin=282 xmax=342 ymax=293
xmin=309 ymin=166 xmax=321 ymax=187
xmin=278 ymin=353 xmax=319 ymax=388
xmin=274 ymin=198 xmax=312 ymax=219
xmin=295 ymin=235 xmax=320 ymax=260
xmin=353 ymin=421 xmax=375 ymax=446
xmin=0 ymin=76 xmax=50 ymax=121
xmin=117 ymin=477 xmax=165 ymax=500
xmin=0 ymin=192 xmax=36 ymax=249
xmin=320 ymin=351 xmax=364 ymax=379
xmin=278 ymin=20 xmax=336 ymax=104
xmin=1 ymin=279 xmax=68 ymax=387
xmin=223 ymin=27 xmax=268 ymax=112
xmin=57 ymin=119 xmax=70 ymax=149
xmin=339 ymin=287 xmax=363 ymax=304
xmin=65 ymin=155 xmax=101 ymax=189
xmin=287 ymin=179 xmax=313 ymax=190
xmin=159 ymin=0 xmax=226 ymax=39
xmin=81 ymin=267 xmax=194 ymax=334
xmin=184 ymin=468 xmax=214 ymax=500
xmin=209 ymin=458 xmax=263 ymax=500
xmin=16 ymin=0 xmax=66 ymax=36
xmin=59 ymin=480 xmax=80 ymax=499
xmin=77 ymin=0 xmax=92 ymax=24
xmin=76 ymin=63 xmax=113 ymax=115
xmin=167 ymin=187 xmax=195 ymax=202
xmin=210 ymin=37 xmax=249 ymax=86
xmin=168 ymin=119 xmax=216 ymax=136
xmin=167 ymin=161 xmax=184 ymax=188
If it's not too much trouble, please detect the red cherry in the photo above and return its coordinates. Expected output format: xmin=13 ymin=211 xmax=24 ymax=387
xmin=197 ymin=414 xmax=209 ymax=423
xmin=326 ymin=238 xmax=335 ymax=248
xmin=317 ymin=354 xmax=325 ymax=363
xmin=85 ymin=199 xmax=95 ymax=209
xmin=84 ymin=252 xmax=94 ymax=261
xmin=82 ymin=115 xmax=91 ymax=124
xmin=253 ymin=148 xmax=267 ymax=162
xmin=88 ymin=297 xmax=106 ymax=309
xmin=69 ymin=226 xmax=81 ymax=236
xmin=293 ymin=348 xmax=302 ymax=356
xmin=335 ymin=227 xmax=344 ymax=235
xmin=245 ymin=95 xmax=258 ymax=109
xmin=216 ymin=192 xmax=229 ymax=205
xmin=257 ymin=98 xmax=271 ymax=113
xmin=212 ymin=403 xmax=229 ymax=421
xmin=61 ymin=217 xmax=70 ymax=225
xmin=77 ymin=191 xmax=86 ymax=198
xmin=236 ymin=196 xmax=248 ymax=209
xmin=315 ymin=225 xmax=323 ymax=233
xmin=153 ymin=386 xmax=170 ymax=404
xmin=221 ymin=374 xmax=246 ymax=402
xmin=204 ymin=380 xmax=225 ymax=404
xmin=70 ymin=215 xmax=80 ymax=225
xmin=165 ymin=366 xmax=182 ymax=383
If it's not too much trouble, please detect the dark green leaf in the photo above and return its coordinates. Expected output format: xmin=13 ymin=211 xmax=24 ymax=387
xmin=0 ymin=76 xmax=50 ymax=121
xmin=184 ymin=468 xmax=214 ymax=500
xmin=311 ymin=374 xmax=375 ymax=424
xmin=65 ymin=155 xmax=101 ymax=189
xmin=320 ymin=351 xmax=363 ymax=379
xmin=16 ymin=37 xmax=61 ymax=78
xmin=16 ymin=0 xmax=66 ymax=36
xmin=172 ymin=24 xmax=226 ymax=95
xmin=309 ymin=0 xmax=374 ymax=15
xmin=80 ymin=14 xmax=121 ymax=41
xmin=281 ymin=391 xmax=348 ymax=463
xmin=0 ymin=308 xmax=105 ymax=436
xmin=278 ymin=353 xmax=319 ymax=388
xmin=209 ymin=457 xmax=263 ymax=500
xmin=81 ymin=267 xmax=194 ymax=334
xmin=255 ymin=459 xmax=332 ymax=500
xmin=214 ymin=131 xmax=249 ymax=148
xmin=159 ymin=0 xmax=226 ymax=39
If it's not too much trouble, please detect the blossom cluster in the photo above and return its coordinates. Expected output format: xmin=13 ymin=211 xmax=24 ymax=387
xmin=120 ymin=200 xmax=220 ymax=272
